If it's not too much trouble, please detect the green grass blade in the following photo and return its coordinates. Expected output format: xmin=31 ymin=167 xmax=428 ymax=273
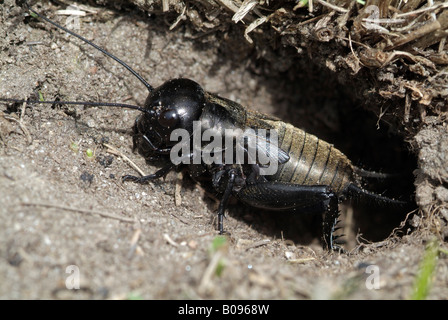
xmin=410 ymin=239 xmax=439 ymax=300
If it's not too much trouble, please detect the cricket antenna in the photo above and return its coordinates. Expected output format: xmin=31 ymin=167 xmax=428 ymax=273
xmin=25 ymin=3 xmax=154 ymax=93
xmin=0 ymin=98 xmax=151 ymax=114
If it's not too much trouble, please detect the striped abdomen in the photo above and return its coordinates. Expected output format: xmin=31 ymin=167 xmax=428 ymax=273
xmin=265 ymin=121 xmax=355 ymax=195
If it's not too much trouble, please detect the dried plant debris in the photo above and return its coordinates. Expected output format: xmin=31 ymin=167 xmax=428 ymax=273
xmin=98 ymin=1 xmax=448 ymax=107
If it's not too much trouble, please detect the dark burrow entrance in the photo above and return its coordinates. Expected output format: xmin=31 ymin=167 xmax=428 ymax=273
xmin=219 ymin=50 xmax=417 ymax=249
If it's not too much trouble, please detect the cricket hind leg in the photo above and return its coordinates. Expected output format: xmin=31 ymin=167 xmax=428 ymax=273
xmin=236 ymin=182 xmax=344 ymax=251
xmin=322 ymin=194 xmax=344 ymax=252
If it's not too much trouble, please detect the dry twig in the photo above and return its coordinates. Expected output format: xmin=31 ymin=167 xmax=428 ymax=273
xmin=103 ymin=142 xmax=146 ymax=176
xmin=22 ymin=201 xmax=135 ymax=223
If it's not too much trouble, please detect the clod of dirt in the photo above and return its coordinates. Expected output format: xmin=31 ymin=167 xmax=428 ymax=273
xmin=97 ymin=154 xmax=114 ymax=168
xmin=80 ymin=171 xmax=95 ymax=185
xmin=413 ymin=121 xmax=448 ymax=233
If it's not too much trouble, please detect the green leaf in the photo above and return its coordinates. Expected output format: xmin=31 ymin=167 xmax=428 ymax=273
xmin=126 ymin=292 xmax=143 ymax=300
xmin=215 ymin=259 xmax=225 ymax=277
xmin=86 ymin=148 xmax=94 ymax=158
xmin=210 ymin=235 xmax=227 ymax=253
xmin=295 ymin=0 xmax=308 ymax=8
xmin=38 ymin=91 xmax=44 ymax=102
xmin=70 ymin=142 xmax=79 ymax=153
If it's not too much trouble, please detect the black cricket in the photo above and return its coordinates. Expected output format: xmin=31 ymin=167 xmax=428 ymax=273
xmin=1 ymin=4 xmax=408 ymax=251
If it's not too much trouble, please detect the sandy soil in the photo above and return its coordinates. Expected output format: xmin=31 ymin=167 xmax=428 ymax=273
xmin=0 ymin=1 xmax=447 ymax=299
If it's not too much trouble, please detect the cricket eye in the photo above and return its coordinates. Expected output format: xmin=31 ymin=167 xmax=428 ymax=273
xmin=158 ymin=109 xmax=179 ymax=128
